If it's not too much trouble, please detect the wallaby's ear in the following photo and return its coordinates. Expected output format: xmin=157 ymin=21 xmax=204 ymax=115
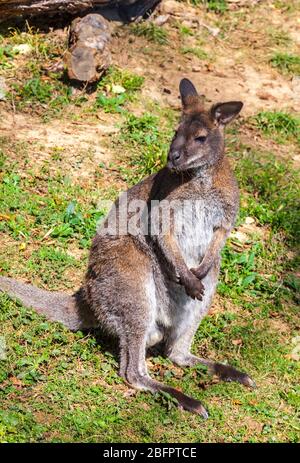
xmin=211 ymin=101 xmax=243 ymax=126
xmin=179 ymin=78 xmax=199 ymax=109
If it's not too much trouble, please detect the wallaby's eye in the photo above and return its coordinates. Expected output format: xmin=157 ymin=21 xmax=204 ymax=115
xmin=195 ymin=136 xmax=207 ymax=143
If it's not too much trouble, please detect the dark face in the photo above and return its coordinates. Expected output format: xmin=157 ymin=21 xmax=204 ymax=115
xmin=167 ymin=112 xmax=224 ymax=172
xmin=167 ymin=78 xmax=243 ymax=173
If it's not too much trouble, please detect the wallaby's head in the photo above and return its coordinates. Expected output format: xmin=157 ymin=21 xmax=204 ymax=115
xmin=167 ymin=78 xmax=243 ymax=172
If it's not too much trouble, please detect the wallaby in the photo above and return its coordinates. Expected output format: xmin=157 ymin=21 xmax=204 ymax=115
xmin=0 ymin=78 xmax=255 ymax=418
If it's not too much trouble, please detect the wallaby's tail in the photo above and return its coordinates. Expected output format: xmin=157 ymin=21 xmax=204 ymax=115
xmin=0 ymin=276 xmax=98 ymax=331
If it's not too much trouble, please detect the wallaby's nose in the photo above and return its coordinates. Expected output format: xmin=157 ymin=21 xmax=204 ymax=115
xmin=169 ymin=151 xmax=181 ymax=164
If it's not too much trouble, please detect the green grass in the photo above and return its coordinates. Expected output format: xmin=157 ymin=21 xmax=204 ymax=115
xmin=274 ymin=0 xmax=299 ymax=13
xmin=12 ymin=77 xmax=72 ymax=112
xmin=0 ymin=29 xmax=77 ymax=119
xmin=177 ymin=24 xmax=194 ymax=37
xmin=94 ymin=67 xmax=144 ymax=114
xmin=0 ymin=143 xmax=106 ymax=252
xmin=11 ymin=66 xmax=145 ymax=117
xmin=267 ymin=28 xmax=291 ymax=46
xmin=270 ymin=53 xmax=300 ymax=75
xmin=239 ymin=157 xmax=300 ymax=240
xmin=0 ymin=43 xmax=18 ymax=69
xmin=1 ymin=26 xmax=62 ymax=57
xmin=97 ymin=67 xmax=144 ymax=93
xmin=254 ymin=111 xmax=300 ymax=146
xmin=2 ymin=37 xmax=144 ymax=117
xmin=181 ymin=47 xmax=209 ymax=60
xmin=116 ymin=110 xmax=175 ymax=182
xmin=191 ymin=0 xmax=228 ymax=14
xmin=130 ymin=22 xmax=169 ymax=45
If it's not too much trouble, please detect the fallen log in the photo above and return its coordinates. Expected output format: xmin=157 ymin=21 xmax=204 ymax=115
xmin=0 ymin=1 xmax=115 ymax=21
xmin=0 ymin=0 xmax=159 ymax=22
xmin=0 ymin=0 xmax=161 ymax=83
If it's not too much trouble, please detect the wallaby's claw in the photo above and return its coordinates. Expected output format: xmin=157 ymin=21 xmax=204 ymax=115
xmin=223 ymin=372 xmax=256 ymax=389
xmin=197 ymin=404 xmax=209 ymax=419
xmin=178 ymin=400 xmax=209 ymax=419
xmin=239 ymin=374 xmax=256 ymax=389
xmin=180 ymin=271 xmax=205 ymax=301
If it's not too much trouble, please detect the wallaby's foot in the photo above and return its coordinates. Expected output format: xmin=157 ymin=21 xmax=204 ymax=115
xmin=169 ymin=353 xmax=256 ymax=389
xmin=119 ymin=333 xmax=208 ymax=418
xmin=171 ymin=389 xmax=208 ymax=418
xmin=211 ymin=362 xmax=256 ymax=388
xmin=124 ymin=373 xmax=209 ymax=418
xmin=181 ymin=272 xmax=205 ymax=301
xmin=120 ymin=365 xmax=208 ymax=418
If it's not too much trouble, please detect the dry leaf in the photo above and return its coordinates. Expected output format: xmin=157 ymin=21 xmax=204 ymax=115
xmin=11 ymin=377 xmax=23 ymax=387
xmin=232 ymin=339 xmax=243 ymax=346
xmin=248 ymin=399 xmax=258 ymax=406
xmin=0 ymin=214 xmax=11 ymax=221
xmin=232 ymin=399 xmax=242 ymax=405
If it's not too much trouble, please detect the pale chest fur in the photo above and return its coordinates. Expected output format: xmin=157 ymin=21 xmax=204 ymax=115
xmin=174 ymin=196 xmax=222 ymax=268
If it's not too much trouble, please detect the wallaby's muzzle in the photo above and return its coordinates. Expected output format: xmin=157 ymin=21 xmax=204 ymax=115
xmin=167 ymin=150 xmax=182 ymax=170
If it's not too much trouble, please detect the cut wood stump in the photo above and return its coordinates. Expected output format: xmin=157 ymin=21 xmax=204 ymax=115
xmin=65 ymin=13 xmax=111 ymax=83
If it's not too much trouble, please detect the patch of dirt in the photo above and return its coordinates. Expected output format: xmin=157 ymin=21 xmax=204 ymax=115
xmin=239 ymin=126 xmax=300 ymax=168
xmin=113 ymin=34 xmax=298 ymax=116
xmin=110 ymin=2 xmax=299 ymax=116
xmin=0 ymin=110 xmax=117 ymax=179
xmin=63 ymin=266 xmax=86 ymax=291
xmin=243 ymin=416 xmax=264 ymax=435
xmin=34 ymin=411 xmax=57 ymax=426
xmin=268 ymin=318 xmax=291 ymax=337
xmin=231 ymin=218 xmax=268 ymax=248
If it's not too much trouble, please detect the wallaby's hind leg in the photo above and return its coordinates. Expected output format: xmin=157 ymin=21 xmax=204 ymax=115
xmin=166 ymin=268 xmax=256 ymax=389
xmin=87 ymin=240 xmax=208 ymax=417
xmin=118 ymin=316 xmax=208 ymax=418
xmin=166 ymin=320 xmax=255 ymax=388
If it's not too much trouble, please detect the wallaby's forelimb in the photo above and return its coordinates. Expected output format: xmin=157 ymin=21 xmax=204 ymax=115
xmin=155 ymin=233 xmax=204 ymax=300
xmin=191 ymin=226 xmax=229 ymax=280
xmin=0 ymin=276 xmax=98 ymax=331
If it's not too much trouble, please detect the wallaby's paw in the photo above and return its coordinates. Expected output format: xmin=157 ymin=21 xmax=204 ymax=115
xmin=213 ymin=363 xmax=256 ymax=389
xmin=184 ymin=275 xmax=205 ymax=301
